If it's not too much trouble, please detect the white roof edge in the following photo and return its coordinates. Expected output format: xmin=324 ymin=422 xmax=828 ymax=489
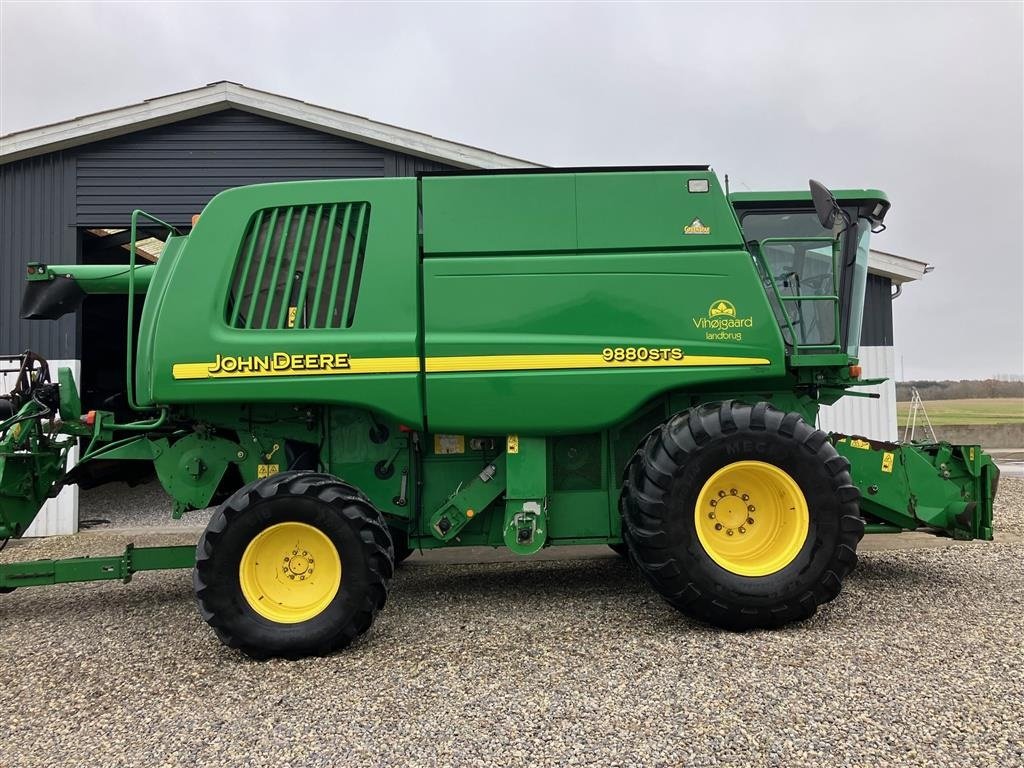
xmin=867 ymin=249 xmax=929 ymax=284
xmin=0 ymin=81 xmax=542 ymax=170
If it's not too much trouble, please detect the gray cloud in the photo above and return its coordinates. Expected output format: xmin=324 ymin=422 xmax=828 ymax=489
xmin=2 ymin=1 xmax=1021 ymax=379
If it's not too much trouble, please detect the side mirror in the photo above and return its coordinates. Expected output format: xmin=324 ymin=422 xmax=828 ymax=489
xmin=809 ymin=179 xmax=842 ymax=230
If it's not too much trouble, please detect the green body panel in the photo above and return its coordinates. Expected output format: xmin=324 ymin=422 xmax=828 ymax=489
xmin=419 ymin=170 xmax=784 ymax=432
xmin=421 ymin=248 xmax=784 ymax=432
xmin=135 ymin=178 xmax=424 ymax=427
xmin=422 ymin=170 xmax=744 ymax=254
xmin=422 ymin=172 xmax=579 ymax=254
xmin=131 ymin=169 xmax=787 ymax=435
xmin=0 ymin=168 xmax=1000 ymax=593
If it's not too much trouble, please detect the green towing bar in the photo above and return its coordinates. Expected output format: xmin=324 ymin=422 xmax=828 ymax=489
xmin=0 ymin=544 xmax=195 ymax=589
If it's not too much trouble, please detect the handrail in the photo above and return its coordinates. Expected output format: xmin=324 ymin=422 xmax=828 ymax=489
xmin=126 ymin=209 xmax=180 ymax=416
xmin=753 ymin=236 xmax=840 ymax=353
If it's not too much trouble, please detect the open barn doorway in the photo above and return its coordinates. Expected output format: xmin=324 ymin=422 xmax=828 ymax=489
xmin=75 ymin=225 xmax=184 ymax=489
xmin=77 ymin=226 xmax=174 ymax=414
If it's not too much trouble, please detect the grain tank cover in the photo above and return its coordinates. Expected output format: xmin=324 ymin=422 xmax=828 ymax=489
xmin=418 ymin=168 xmax=780 ymax=433
xmin=421 ymin=167 xmax=744 ymax=254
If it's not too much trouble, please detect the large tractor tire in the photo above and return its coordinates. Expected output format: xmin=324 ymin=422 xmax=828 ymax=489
xmin=194 ymin=471 xmax=394 ymax=659
xmin=620 ymin=401 xmax=863 ymax=630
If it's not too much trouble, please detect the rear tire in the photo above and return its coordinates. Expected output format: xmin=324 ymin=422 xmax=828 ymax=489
xmin=620 ymin=401 xmax=863 ymax=630
xmin=194 ymin=470 xmax=394 ymax=659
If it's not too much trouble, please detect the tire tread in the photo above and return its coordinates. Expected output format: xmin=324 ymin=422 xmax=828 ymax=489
xmin=620 ymin=400 xmax=864 ymax=630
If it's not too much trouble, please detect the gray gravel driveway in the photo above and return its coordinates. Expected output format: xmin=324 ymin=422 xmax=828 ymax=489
xmin=1 ymin=479 xmax=1022 ymax=768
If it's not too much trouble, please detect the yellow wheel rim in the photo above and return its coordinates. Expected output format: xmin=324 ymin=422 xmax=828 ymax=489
xmin=694 ymin=460 xmax=809 ymax=577
xmin=239 ymin=522 xmax=342 ymax=624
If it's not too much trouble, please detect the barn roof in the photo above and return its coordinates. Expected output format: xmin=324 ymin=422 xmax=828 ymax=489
xmin=0 ymin=81 xmax=540 ymax=170
xmin=868 ymin=249 xmax=930 ymax=285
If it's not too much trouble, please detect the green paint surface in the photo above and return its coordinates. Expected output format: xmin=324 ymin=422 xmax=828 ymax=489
xmin=3 ymin=167 xmax=997 ymax=585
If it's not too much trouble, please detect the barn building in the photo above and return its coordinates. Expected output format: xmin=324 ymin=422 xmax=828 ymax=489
xmin=0 ymin=82 xmax=926 ymax=534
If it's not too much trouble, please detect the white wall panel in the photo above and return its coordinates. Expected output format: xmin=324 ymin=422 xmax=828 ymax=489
xmin=817 ymin=346 xmax=897 ymax=441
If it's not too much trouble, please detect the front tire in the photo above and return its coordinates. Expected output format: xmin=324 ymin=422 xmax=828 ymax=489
xmin=194 ymin=471 xmax=394 ymax=659
xmin=620 ymin=401 xmax=863 ymax=630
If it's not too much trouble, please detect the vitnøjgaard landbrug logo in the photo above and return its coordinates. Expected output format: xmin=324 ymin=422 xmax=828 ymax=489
xmin=693 ymin=299 xmax=753 ymax=342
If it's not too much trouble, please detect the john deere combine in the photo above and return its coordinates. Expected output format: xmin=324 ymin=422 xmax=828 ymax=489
xmin=0 ymin=167 xmax=998 ymax=658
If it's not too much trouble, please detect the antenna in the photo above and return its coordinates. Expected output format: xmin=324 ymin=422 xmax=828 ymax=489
xmin=724 ymin=174 xmax=730 ymax=195
xmin=904 ymin=387 xmax=938 ymax=443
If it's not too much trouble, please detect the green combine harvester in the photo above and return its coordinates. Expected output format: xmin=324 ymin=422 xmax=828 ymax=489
xmin=0 ymin=167 xmax=998 ymax=658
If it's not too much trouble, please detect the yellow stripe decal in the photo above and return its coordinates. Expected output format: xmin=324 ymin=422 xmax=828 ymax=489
xmin=173 ymin=353 xmax=770 ymax=380
xmin=172 ymin=356 xmax=419 ymax=380
xmin=425 ymin=354 xmax=771 ymax=373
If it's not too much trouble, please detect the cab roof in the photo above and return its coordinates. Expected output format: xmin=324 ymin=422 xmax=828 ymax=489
xmin=729 ymin=189 xmax=890 ymax=224
xmin=729 ymin=189 xmax=888 ymax=205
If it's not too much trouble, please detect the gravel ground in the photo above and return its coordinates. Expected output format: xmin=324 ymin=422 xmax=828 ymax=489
xmin=0 ymin=479 xmax=1021 ymax=768
xmin=78 ymin=479 xmax=214 ymax=530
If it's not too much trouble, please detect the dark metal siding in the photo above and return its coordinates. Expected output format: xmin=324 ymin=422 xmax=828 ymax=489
xmin=861 ymin=274 xmax=894 ymax=346
xmin=0 ymin=153 xmax=78 ymax=359
xmin=73 ymin=110 xmax=453 ymax=227
xmin=2 ymin=108 xmax=456 ymax=359
xmin=391 ymin=153 xmax=452 ymax=176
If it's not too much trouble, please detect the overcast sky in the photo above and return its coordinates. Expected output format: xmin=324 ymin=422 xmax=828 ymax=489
xmin=1 ymin=1 xmax=1021 ymax=380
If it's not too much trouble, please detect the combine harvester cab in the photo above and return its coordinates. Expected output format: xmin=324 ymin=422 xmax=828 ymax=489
xmin=0 ymin=168 xmax=1000 ymax=659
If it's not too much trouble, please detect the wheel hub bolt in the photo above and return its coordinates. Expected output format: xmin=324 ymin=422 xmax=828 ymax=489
xmin=747 ymin=517 xmax=755 ymax=525
xmin=729 ymin=489 xmax=737 ymax=496
xmin=726 ymin=529 xmax=734 ymax=536
xmin=738 ymin=526 xmax=746 ymax=534
xmin=741 ymin=494 xmax=750 ymax=501
xmin=747 ymin=505 xmax=755 ymax=513
xmin=714 ymin=523 xmax=723 ymax=531
xmin=710 ymin=499 xmax=717 ymax=507
xmin=708 ymin=512 xmax=716 ymax=519
xmin=718 ymin=491 xmax=726 ymax=498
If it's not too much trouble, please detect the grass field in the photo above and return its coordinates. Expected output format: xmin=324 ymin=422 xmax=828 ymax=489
xmin=897 ymin=397 xmax=1024 ymax=426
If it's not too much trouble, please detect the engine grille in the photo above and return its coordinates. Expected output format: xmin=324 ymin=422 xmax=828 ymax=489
xmin=226 ymin=202 xmax=371 ymax=330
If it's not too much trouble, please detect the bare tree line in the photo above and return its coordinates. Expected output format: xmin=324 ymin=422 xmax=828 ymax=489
xmin=895 ymin=380 xmax=1024 ymax=402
